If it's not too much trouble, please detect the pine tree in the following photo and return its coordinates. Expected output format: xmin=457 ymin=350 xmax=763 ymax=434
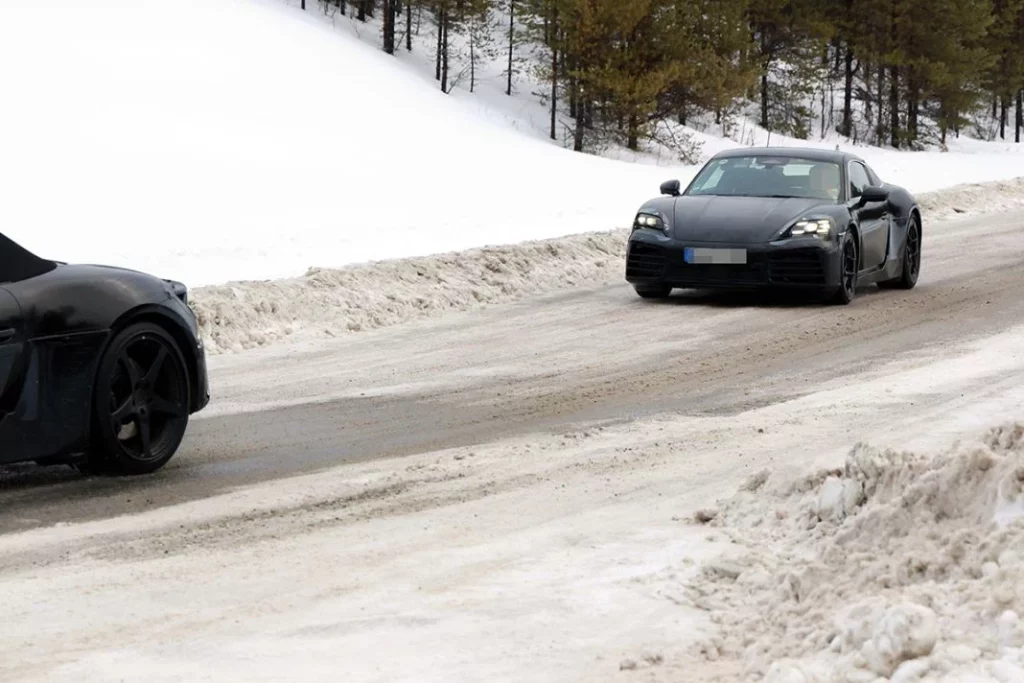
xmin=906 ymin=0 xmax=994 ymax=144
xmin=984 ymin=0 xmax=1024 ymax=139
xmin=747 ymin=0 xmax=833 ymax=138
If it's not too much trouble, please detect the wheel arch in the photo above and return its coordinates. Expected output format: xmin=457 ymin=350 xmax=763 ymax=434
xmin=910 ymin=206 xmax=922 ymax=237
xmin=846 ymin=222 xmax=862 ymax=269
xmin=102 ymin=305 xmax=202 ymax=413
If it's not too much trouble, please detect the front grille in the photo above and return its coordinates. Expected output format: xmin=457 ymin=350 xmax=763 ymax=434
xmin=768 ymin=249 xmax=826 ymax=285
xmin=626 ymin=241 xmax=667 ymax=279
xmin=666 ymin=250 xmax=767 ymax=285
xmin=667 ymin=262 xmax=765 ymax=284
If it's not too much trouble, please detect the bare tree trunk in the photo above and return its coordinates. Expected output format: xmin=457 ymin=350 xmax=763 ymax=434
xmin=470 ymin=19 xmax=476 ymax=93
xmin=1017 ymin=89 xmax=1023 ymax=143
xmin=821 ymin=83 xmax=826 ymax=139
xmin=889 ymin=65 xmax=899 ymax=148
xmin=628 ymin=113 xmax=639 ymax=151
xmin=876 ymin=65 xmax=884 ymax=146
xmin=759 ymin=31 xmax=770 ymax=129
xmin=406 ymin=1 xmax=412 ymax=51
xmin=440 ymin=6 xmax=449 ymax=93
xmin=435 ymin=9 xmax=442 ymax=81
xmin=301 ymin=0 xmax=305 ymax=9
xmin=549 ymin=9 xmax=558 ymax=141
xmin=506 ymin=0 xmax=514 ymax=96
xmin=907 ymin=73 xmax=919 ymax=144
xmin=383 ymin=0 xmax=395 ymax=55
xmin=574 ymin=96 xmax=585 ymax=152
xmin=1000 ymin=96 xmax=1008 ymax=140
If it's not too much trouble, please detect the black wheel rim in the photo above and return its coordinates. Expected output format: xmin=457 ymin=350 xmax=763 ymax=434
xmin=107 ymin=334 xmax=187 ymax=462
xmin=905 ymin=220 xmax=920 ymax=280
xmin=842 ymin=237 xmax=857 ymax=298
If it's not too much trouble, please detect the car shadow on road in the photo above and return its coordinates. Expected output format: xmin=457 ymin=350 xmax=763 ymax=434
xmin=642 ymin=286 xmax=885 ymax=309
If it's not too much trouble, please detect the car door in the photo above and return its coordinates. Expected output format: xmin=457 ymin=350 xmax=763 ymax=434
xmin=848 ymin=160 xmax=889 ymax=270
xmin=0 ymin=286 xmax=28 ymax=462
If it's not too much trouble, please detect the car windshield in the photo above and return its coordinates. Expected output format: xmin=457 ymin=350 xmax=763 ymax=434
xmin=685 ymin=155 xmax=842 ymax=202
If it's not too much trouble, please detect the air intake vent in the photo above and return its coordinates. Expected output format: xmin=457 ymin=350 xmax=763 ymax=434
xmin=768 ymin=249 xmax=826 ymax=285
xmin=626 ymin=242 xmax=667 ymax=279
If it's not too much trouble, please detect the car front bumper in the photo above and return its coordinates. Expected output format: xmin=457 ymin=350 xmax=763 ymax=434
xmin=624 ymin=232 xmax=843 ymax=290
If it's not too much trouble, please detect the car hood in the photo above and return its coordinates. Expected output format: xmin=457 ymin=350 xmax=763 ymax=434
xmin=57 ymin=261 xmax=162 ymax=279
xmin=53 ymin=262 xmax=179 ymax=292
xmin=670 ymin=195 xmax=830 ymax=243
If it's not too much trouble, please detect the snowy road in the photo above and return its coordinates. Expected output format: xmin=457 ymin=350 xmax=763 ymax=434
xmin=2 ymin=208 xmax=1024 ymax=681
xmin=3 ymin=208 xmax=1024 ymax=533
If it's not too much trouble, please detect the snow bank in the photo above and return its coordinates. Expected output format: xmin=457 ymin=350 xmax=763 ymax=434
xmin=2 ymin=0 xmax=1024 ymax=293
xmin=685 ymin=423 xmax=1024 ymax=682
xmin=191 ymin=229 xmax=625 ymax=352
xmin=192 ymin=176 xmax=1024 ymax=354
xmin=918 ymin=177 xmax=1024 ymax=221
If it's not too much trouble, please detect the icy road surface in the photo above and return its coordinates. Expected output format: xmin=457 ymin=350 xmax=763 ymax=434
xmin=2 ymin=208 xmax=1024 ymax=681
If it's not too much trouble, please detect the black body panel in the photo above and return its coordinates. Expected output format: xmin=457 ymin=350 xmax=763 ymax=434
xmin=0 ymin=235 xmax=209 ymax=466
xmin=626 ymin=147 xmax=921 ymax=295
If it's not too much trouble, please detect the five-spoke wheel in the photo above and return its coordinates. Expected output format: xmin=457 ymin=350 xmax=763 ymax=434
xmin=90 ymin=322 xmax=190 ymax=475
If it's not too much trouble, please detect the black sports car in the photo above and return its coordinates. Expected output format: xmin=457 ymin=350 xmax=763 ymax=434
xmin=625 ymin=147 xmax=922 ymax=304
xmin=0 ymin=233 xmax=209 ymax=474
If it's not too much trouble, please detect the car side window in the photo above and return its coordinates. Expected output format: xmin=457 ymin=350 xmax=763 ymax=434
xmin=848 ymin=162 xmax=870 ymax=199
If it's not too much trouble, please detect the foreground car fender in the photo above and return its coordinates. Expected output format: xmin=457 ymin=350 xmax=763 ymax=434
xmin=0 ymin=233 xmax=209 ymax=472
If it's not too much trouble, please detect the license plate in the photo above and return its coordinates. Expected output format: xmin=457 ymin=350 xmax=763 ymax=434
xmin=683 ymin=247 xmax=747 ymax=265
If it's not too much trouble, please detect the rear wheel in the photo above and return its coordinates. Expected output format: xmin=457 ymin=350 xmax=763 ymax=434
xmin=89 ymin=322 xmax=191 ymax=475
xmin=830 ymin=232 xmax=858 ymax=305
xmin=878 ymin=214 xmax=921 ymax=290
xmin=633 ymin=283 xmax=672 ymax=299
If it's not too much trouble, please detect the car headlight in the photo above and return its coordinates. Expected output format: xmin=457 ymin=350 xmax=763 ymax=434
xmin=786 ymin=217 xmax=835 ymax=239
xmin=634 ymin=212 xmax=668 ymax=233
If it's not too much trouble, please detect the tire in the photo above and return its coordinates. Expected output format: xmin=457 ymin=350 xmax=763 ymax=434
xmin=634 ymin=283 xmax=672 ymax=299
xmin=830 ymin=231 xmax=859 ymax=305
xmin=89 ymin=322 xmax=191 ymax=475
xmin=878 ymin=214 xmax=921 ymax=290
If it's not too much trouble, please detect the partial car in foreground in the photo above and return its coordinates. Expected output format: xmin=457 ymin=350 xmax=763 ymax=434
xmin=625 ymin=147 xmax=922 ymax=304
xmin=0 ymin=233 xmax=209 ymax=474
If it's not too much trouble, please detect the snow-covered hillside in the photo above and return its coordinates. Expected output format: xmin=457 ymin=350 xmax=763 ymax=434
xmin=1 ymin=0 xmax=1023 ymax=288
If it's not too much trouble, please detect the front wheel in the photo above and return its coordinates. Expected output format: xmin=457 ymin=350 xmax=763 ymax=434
xmin=830 ymin=232 xmax=859 ymax=305
xmin=89 ymin=322 xmax=191 ymax=475
xmin=633 ymin=283 xmax=672 ymax=300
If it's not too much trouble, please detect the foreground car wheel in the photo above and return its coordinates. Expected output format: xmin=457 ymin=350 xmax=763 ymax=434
xmin=878 ymin=214 xmax=921 ymax=290
xmin=90 ymin=322 xmax=191 ymax=475
xmin=831 ymin=232 xmax=858 ymax=305
xmin=633 ymin=283 xmax=672 ymax=299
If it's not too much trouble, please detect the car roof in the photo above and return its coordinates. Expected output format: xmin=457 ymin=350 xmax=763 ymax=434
xmin=709 ymin=146 xmax=864 ymax=165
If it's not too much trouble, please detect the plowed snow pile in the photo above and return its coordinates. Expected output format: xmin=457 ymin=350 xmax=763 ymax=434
xmin=685 ymin=423 xmax=1024 ymax=682
xmin=192 ymin=177 xmax=1024 ymax=354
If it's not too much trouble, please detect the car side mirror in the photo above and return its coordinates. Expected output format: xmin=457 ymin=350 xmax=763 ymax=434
xmin=660 ymin=179 xmax=681 ymax=197
xmin=860 ymin=185 xmax=889 ymax=203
